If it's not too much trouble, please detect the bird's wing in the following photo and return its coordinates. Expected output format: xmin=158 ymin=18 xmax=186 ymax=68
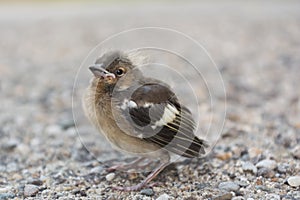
xmin=119 ymin=83 xmax=208 ymax=158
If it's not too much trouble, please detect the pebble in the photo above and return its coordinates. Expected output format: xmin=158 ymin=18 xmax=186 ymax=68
xmin=128 ymin=171 xmax=139 ymax=180
xmin=232 ymin=197 xmax=245 ymax=200
xmin=248 ymin=148 xmax=262 ymax=158
xmin=287 ymin=176 xmax=300 ymax=187
xmin=275 ymin=130 xmax=296 ymax=148
xmin=195 ymin=182 xmax=210 ymax=190
xmin=41 ymin=189 xmax=50 ymax=196
xmin=255 ymin=185 xmax=271 ymax=192
xmin=242 ymin=162 xmax=257 ymax=174
xmin=66 ymin=128 xmax=77 ymax=137
xmin=27 ymin=178 xmax=43 ymax=186
xmin=236 ymin=180 xmax=249 ymax=187
xmin=105 ymin=173 xmax=115 ymax=181
xmin=265 ymin=193 xmax=280 ymax=200
xmin=16 ymin=144 xmax=30 ymax=156
xmin=289 ymin=191 xmax=300 ymax=199
xmin=218 ymin=181 xmax=240 ymax=192
xmin=156 ymin=193 xmax=170 ymax=200
xmin=256 ymin=159 xmax=277 ymax=170
xmin=257 ymin=167 xmax=275 ymax=178
xmin=215 ymin=152 xmax=232 ymax=161
xmin=277 ymin=164 xmax=289 ymax=174
xmin=90 ymin=166 xmax=104 ymax=174
xmin=140 ymin=188 xmax=154 ymax=196
xmin=0 ymin=193 xmax=15 ymax=200
xmin=2 ymin=139 xmax=18 ymax=151
xmin=0 ymin=187 xmax=12 ymax=193
xmin=24 ymin=184 xmax=39 ymax=197
xmin=0 ymin=165 xmax=5 ymax=172
xmin=291 ymin=146 xmax=300 ymax=159
xmin=45 ymin=125 xmax=62 ymax=135
xmin=58 ymin=118 xmax=75 ymax=130
xmin=213 ymin=193 xmax=233 ymax=200
xmin=241 ymin=154 xmax=250 ymax=161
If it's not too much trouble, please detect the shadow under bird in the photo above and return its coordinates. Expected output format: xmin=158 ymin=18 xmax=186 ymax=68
xmin=82 ymin=50 xmax=208 ymax=191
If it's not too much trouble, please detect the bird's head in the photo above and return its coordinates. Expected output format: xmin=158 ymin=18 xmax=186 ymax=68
xmin=89 ymin=51 xmax=142 ymax=94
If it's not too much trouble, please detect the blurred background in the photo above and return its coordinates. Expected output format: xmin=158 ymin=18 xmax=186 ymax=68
xmin=0 ymin=0 xmax=299 ymax=199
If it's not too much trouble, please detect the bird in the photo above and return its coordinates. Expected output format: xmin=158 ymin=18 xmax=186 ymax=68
xmin=82 ymin=50 xmax=208 ymax=191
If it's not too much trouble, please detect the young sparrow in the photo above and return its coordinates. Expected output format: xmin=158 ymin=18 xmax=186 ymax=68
xmin=82 ymin=50 xmax=208 ymax=191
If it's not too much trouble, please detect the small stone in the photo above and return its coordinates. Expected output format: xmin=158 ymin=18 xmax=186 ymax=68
xmin=287 ymin=176 xmax=300 ymax=187
xmin=215 ymin=152 xmax=232 ymax=161
xmin=73 ymin=189 xmax=87 ymax=197
xmin=277 ymin=164 xmax=289 ymax=174
xmin=213 ymin=193 xmax=233 ymax=200
xmin=236 ymin=180 xmax=249 ymax=187
xmin=255 ymin=185 xmax=270 ymax=192
xmin=195 ymin=182 xmax=210 ymax=190
xmin=16 ymin=185 xmax=25 ymax=197
xmin=256 ymin=159 xmax=277 ymax=170
xmin=242 ymin=162 xmax=257 ymax=174
xmin=12 ymin=173 xmax=22 ymax=180
xmin=0 ymin=193 xmax=15 ymax=200
xmin=41 ymin=189 xmax=50 ymax=196
xmin=232 ymin=197 xmax=245 ymax=200
xmin=128 ymin=171 xmax=139 ymax=180
xmin=45 ymin=125 xmax=62 ymax=135
xmin=289 ymin=191 xmax=300 ymax=199
xmin=156 ymin=193 xmax=170 ymax=200
xmin=241 ymin=154 xmax=250 ymax=161
xmin=24 ymin=184 xmax=39 ymax=197
xmin=291 ymin=146 xmax=300 ymax=159
xmin=58 ymin=118 xmax=75 ymax=130
xmin=16 ymin=144 xmax=30 ymax=156
xmin=265 ymin=193 xmax=280 ymax=200
xmin=275 ymin=132 xmax=294 ymax=148
xmin=257 ymin=167 xmax=275 ymax=178
xmin=0 ymin=165 xmax=6 ymax=172
xmin=140 ymin=188 xmax=154 ymax=196
xmin=218 ymin=181 xmax=240 ymax=192
xmin=256 ymin=178 xmax=263 ymax=185
xmin=0 ymin=187 xmax=12 ymax=193
xmin=90 ymin=166 xmax=104 ymax=174
xmin=27 ymin=179 xmax=43 ymax=186
xmin=105 ymin=173 xmax=115 ymax=181
xmin=248 ymin=148 xmax=262 ymax=158
xmin=2 ymin=139 xmax=18 ymax=151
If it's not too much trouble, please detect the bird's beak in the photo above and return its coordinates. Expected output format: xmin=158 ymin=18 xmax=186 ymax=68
xmin=89 ymin=64 xmax=116 ymax=79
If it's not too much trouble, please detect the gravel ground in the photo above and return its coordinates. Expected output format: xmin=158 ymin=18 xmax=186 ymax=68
xmin=1 ymin=1 xmax=300 ymax=199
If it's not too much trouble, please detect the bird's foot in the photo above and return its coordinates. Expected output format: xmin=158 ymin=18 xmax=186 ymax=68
xmin=111 ymin=161 xmax=169 ymax=191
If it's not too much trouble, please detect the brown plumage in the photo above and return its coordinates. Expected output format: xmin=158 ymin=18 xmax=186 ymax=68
xmin=82 ymin=50 xmax=208 ymax=191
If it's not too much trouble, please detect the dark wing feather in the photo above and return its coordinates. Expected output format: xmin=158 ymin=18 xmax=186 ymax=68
xmin=126 ymin=83 xmax=208 ymax=158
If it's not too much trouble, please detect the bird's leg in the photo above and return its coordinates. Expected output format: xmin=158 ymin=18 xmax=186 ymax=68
xmin=112 ymin=161 xmax=170 ymax=191
xmin=107 ymin=157 xmax=147 ymax=172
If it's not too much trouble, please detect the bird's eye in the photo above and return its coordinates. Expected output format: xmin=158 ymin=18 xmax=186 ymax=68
xmin=115 ymin=68 xmax=125 ymax=76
